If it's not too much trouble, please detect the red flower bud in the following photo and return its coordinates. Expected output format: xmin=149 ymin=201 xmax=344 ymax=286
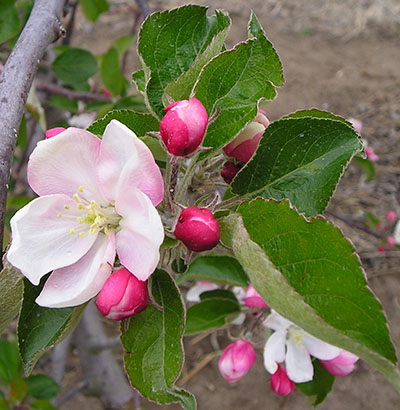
xmin=320 ymin=350 xmax=359 ymax=377
xmin=386 ymin=210 xmax=396 ymax=222
xmin=96 ymin=267 xmax=149 ymax=321
xmin=221 ymin=161 xmax=241 ymax=184
xmin=218 ymin=340 xmax=256 ymax=383
xmin=271 ymin=365 xmax=295 ymax=396
xmin=174 ymin=206 xmax=220 ymax=252
xmin=245 ymin=284 xmax=268 ymax=309
xmin=160 ymin=97 xmax=208 ymax=156
xmin=45 ymin=127 xmax=66 ymax=139
xmin=223 ymin=110 xmax=269 ymax=163
xmin=387 ymin=236 xmax=395 ymax=247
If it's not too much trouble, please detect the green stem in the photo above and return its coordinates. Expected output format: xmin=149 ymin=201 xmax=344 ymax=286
xmin=215 ymin=193 xmax=248 ymax=211
xmin=175 ymin=153 xmax=201 ymax=203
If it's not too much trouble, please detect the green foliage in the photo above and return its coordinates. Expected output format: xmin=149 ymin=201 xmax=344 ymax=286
xmin=0 ymin=340 xmax=21 ymax=384
xmin=219 ymin=199 xmax=400 ymax=391
xmin=101 ymin=47 xmax=125 ymax=95
xmin=25 ymin=375 xmax=59 ymax=400
xmin=138 ymin=5 xmax=230 ymax=118
xmin=0 ymin=1 xmax=19 ymax=44
xmin=353 ymin=157 xmax=375 ymax=182
xmin=176 ymin=254 xmax=249 ymax=287
xmin=18 ymin=278 xmax=86 ymax=375
xmin=231 ymin=115 xmax=363 ymax=216
xmin=51 ymin=48 xmax=99 ymax=87
xmin=132 ymin=70 xmax=145 ymax=93
xmin=121 ymin=270 xmax=196 ymax=410
xmin=45 ymin=95 xmax=79 ymax=113
xmin=78 ymin=0 xmax=109 ymax=22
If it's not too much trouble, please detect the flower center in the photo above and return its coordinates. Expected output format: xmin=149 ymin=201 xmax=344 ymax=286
xmin=288 ymin=326 xmax=304 ymax=345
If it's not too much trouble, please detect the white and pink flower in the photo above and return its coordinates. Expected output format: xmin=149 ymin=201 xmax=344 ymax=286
xmin=320 ymin=350 xmax=359 ymax=377
xmin=7 ymin=120 xmax=164 ymax=308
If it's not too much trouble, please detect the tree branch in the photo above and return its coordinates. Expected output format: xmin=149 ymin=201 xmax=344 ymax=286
xmin=0 ymin=0 xmax=66 ymax=262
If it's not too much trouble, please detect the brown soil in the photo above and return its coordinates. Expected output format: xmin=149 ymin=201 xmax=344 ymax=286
xmin=60 ymin=1 xmax=400 ymax=409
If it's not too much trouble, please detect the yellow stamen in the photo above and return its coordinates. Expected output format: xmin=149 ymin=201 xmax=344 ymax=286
xmin=73 ymin=193 xmax=81 ymax=203
xmin=57 ymin=213 xmax=62 ymax=218
xmin=79 ymin=232 xmax=86 ymax=237
xmin=78 ymin=185 xmax=84 ymax=193
xmin=70 ymin=228 xmax=76 ymax=235
xmin=64 ymin=205 xmax=70 ymax=210
xmin=77 ymin=204 xmax=85 ymax=210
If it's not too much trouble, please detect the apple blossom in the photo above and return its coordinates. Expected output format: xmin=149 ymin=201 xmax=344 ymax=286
xmin=387 ymin=236 xmax=395 ymax=247
xmin=7 ymin=120 xmax=164 ymax=308
xmin=378 ymin=245 xmax=386 ymax=253
xmin=365 ymin=147 xmax=379 ymax=162
xmin=218 ymin=340 xmax=256 ymax=383
xmin=386 ymin=210 xmax=396 ymax=222
xmin=45 ymin=127 xmax=66 ymax=139
xmin=270 ymin=365 xmax=295 ymax=396
xmin=96 ymin=267 xmax=149 ymax=320
xmin=186 ymin=281 xmax=218 ymax=302
xmin=263 ymin=310 xmax=340 ymax=383
xmin=347 ymin=117 xmax=363 ymax=134
xmin=174 ymin=206 xmax=220 ymax=252
xmin=223 ymin=110 xmax=269 ymax=163
xmin=160 ymin=97 xmax=208 ymax=156
xmin=320 ymin=350 xmax=359 ymax=377
xmin=245 ymin=284 xmax=268 ymax=309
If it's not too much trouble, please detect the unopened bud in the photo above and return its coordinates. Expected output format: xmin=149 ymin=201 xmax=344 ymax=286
xmin=245 ymin=284 xmax=268 ymax=309
xmin=160 ymin=97 xmax=208 ymax=156
xmin=96 ymin=267 xmax=149 ymax=321
xmin=223 ymin=110 xmax=269 ymax=163
xmin=320 ymin=350 xmax=359 ymax=377
xmin=365 ymin=147 xmax=379 ymax=162
xmin=378 ymin=245 xmax=385 ymax=253
xmin=387 ymin=236 xmax=395 ymax=247
xmin=386 ymin=210 xmax=396 ymax=222
xmin=270 ymin=365 xmax=295 ymax=396
xmin=174 ymin=206 xmax=220 ymax=252
xmin=347 ymin=117 xmax=363 ymax=134
xmin=221 ymin=161 xmax=241 ymax=184
xmin=45 ymin=127 xmax=66 ymax=139
xmin=218 ymin=340 xmax=256 ymax=383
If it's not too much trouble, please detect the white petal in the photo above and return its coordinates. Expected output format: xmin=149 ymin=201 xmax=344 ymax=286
xmin=28 ymin=128 xmax=106 ymax=204
xmin=286 ymin=337 xmax=314 ymax=383
xmin=231 ymin=313 xmax=246 ymax=326
xmin=7 ymin=195 xmax=98 ymax=285
xmin=263 ymin=310 xmax=292 ymax=332
xmin=263 ymin=330 xmax=287 ymax=374
xmin=115 ymin=188 xmax=163 ymax=281
xmin=97 ymin=120 xmax=164 ymax=205
xmin=186 ymin=281 xmax=218 ymax=302
xmin=394 ymin=220 xmax=400 ymax=245
xmin=302 ymin=332 xmax=341 ymax=360
xmin=36 ymin=234 xmax=116 ymax=308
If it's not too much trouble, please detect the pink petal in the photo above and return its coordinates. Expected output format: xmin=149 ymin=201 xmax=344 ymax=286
xmin=28 ymin=128 xmax=106 ymax=204
xmin=97 ymin=120 xmax=164 ymax=205
xmin=7 ymin=194 xmax=98 ymax=285
xmin=115 ymin=188 xmax=164 ymax=281
xmin=36 ymin=234 xmax=116 ymax=308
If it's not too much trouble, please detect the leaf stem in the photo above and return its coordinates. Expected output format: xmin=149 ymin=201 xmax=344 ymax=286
xmin=175 ymin=153 xmax=200 ymax=203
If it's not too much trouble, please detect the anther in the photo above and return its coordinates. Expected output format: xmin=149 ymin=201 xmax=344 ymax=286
xmin=64 ymin=205 xmax=70 ymax=210
xmin=78 ymin=185 xmax=84 ymax=193
xmin=57 ymin=213 xmax=62 ymax=218
xmin=70 ymin=228 xmax=76 ymax=235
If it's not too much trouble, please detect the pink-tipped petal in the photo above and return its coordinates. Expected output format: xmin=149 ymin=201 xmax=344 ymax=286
xmin=7 ymin=195 xmax=98 ymax=285
xmin=263 ymin=330 xmax=287 ymax=374
xmin=271 ymin=365 xmax=295 ymax=396
xmin=302 ymin=333 xmax=341 ymax=361
xmin=45 ymin=127 xmax=66 ymax=139
xmin=36 ymin=234 xmax=115 ymax=308
xmin=97 ymin=120 xmax=163 ymax=205
xmin=245 ymin=284 xmax=268 ymax=308
xmin=28 ymin=128 xmax=105 ymax=204
xmin=320 ymin=350 xmax=359 ymax=377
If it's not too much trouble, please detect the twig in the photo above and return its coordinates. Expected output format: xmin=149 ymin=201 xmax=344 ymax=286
xmin=177 ymin=351 xmax=221 ymax=386
xmin=53 ymin=380 xmax=89 ymax=408
xmin=135 ymin=0 xmax=151 ymax=19
xmin=90 ymin=336 xmax=121 ymax=353
xmin=325 ymin=210 xmax=383 ymax=239
xmin=35 ymin=81 xmax=112 ymax=103
xmin=133 ymin=390 xmax=142 ymax=410
xmin=0 ymin=0 xmax=66 ymax=263
xmin=51 ymin=333 xmax=72 ymax=385
xmin=62 ymin=1 xmax=78 ymax=46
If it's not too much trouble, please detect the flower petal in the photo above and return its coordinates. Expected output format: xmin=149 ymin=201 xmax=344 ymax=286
xmin=28 ymin=128 xmax=105 ymax=204
xmin=286 ymin=338 xmax=313 ymax=383
xmin=302 ymin=332 xmax=341 ymax=360
xmin=263 ymin=330 xmax=287 ymax=374
xmin=263 ymin=310 xmax=292 ymax=332
xmin=115 ymin=188 xmax=163 ymax=281
xmin=97 ymin=120 xmax=164 ymax=205
xmin=36 ymin=234 xmax=116 ymax=308
xmin=7 ymin=195 xmax=98 ymax=285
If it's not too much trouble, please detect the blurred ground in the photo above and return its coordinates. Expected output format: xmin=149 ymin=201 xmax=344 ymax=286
xmin=61 ymin=0 xmax=400 ymax=409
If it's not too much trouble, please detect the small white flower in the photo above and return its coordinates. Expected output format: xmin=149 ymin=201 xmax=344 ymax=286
xmin=186 ymin=281 xmax=218 ymax=303
xmin=263 ymin=310 xmax=340 ymax=383
xmin=393 ymin=220 xmax=400 ymax=245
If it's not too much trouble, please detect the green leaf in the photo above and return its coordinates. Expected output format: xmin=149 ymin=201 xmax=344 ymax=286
xmin=30 ymin=399 xmax=57 ymax=410
xmin=10 ymin=377 xmax=26 ymax=403
xmin=297 ymin=361 xmax=335 ymax=407
xmin=101 ymin=47 xmax=125 ymax=96
xmin=0 ymin=259 xmax=24 ymax=335
xmin=199 ymin=289 xmax=238 ymax=303
xmin=78 ymin=0 xmax=109 ymax=22
xmin=45 ymin=95 xmax=79 ymax=113
xmin=112 ymin=35 xmax=135 ymax=55
xmin=0 ymin=340 xmax=21 ymax=384
xmin=176 ymin=254 xmax=249 ymax=287
xmin=0 ymin=392 xmax=4 ymax=400
xmin=51 ymin=48 xmax=99 ymax=87
xmin=353 ymin=157 xmax=375 ymax=182
xmin=219 ymin=199 xmax=400 ymax=391
xmin=0 ymin=399 xmax=10 ymax=410
xmin=138 ymin=5 xmax=230 ymax=118
xmin=18 ymin=279 xmax=86 ymax=375
xmin=185 ymin=297 xmax=240 ymax=334
xmin=195 ymin=14 xmax=283 ymax=160
xmin=282 ymin=109 xmax=351 ymax=125
xmin=0 ymin=1 xmax=19 ymax=44
xmin=17 ymin=114 xmax=27 ymax=151
xmin=25 ymin=375 xmax=59 ymax=400
xmin=132 ymin=70 xmax=145 ymax=93
xmin=121 ymin=270 xmax=196 ymax=410
xmin=231 ymin=116 xmax=363 ymax=216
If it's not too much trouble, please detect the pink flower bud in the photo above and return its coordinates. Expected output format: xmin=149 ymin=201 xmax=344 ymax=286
xmin=223 ymin=110 xmax=269 ymax=163
xmin=174 ymin=206 xmax=220 ymax=252
xmin=387 ymin=236 xmax=396 ymax=247
xmin=270 ymin=365 xmax=295 ymax=396
xmin=245 ymin=284 xmax=268 ymax=309
xmin=160 ymin=97 xmax=208 ymax=156
xmin=347 ymin=117 xmax=363 ymax=134
xmin=218 ymin=340 xmax=256 ymax=383
xmin=320 ymin=350 xmax=359 ymax=377
xmin=103 ymin=87 xmax=111 ymax=98
xmin=378 ymin=245 xmax=385 ymax=253
xmin=96 ymin=267 xmax=149 ymax=321
xmin=386 ymin=211 xmax=396 ymax=222
xmin=221 ymin=161 xmax=241 ymax=184
xmin=45 ymin=127 xmax=66 ymax=139
xmin=365 ymin=147 xmax=379 ymax=162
